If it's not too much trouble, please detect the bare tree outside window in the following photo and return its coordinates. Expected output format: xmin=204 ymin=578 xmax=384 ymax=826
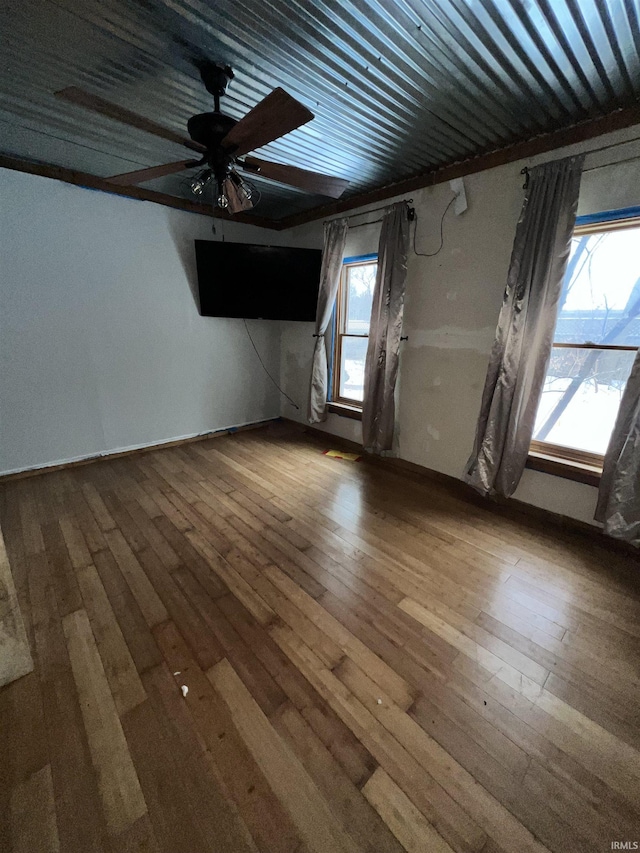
xmin=531 ymin=217 xmax=640 ymax=466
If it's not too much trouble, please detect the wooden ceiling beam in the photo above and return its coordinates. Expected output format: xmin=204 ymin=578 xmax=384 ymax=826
xmin=0 ymin=155 xmax=281 ymax=230
xmin=274 ymin=103 xmax=640 ymax=231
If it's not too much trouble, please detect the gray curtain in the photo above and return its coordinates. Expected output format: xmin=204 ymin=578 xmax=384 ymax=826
xmin=595 ymin=350 xmax=640 ymax=545
xmin=464 ymin=155 xmax=584 ymax=497
xmin=362 ymin=202 xmax=410 ymax=454
xmin=308 ymin=218 xmax=348 ymax=423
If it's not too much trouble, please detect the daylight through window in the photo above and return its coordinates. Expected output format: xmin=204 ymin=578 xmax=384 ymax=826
xmin=332 ymin=256 xmax=377 ymax=407
xmin=530 ymin=214 xmax=640 ymax=467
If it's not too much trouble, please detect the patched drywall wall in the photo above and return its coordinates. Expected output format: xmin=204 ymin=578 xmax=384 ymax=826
xmin=0 ymin=168 xmax=300 ymax=475
xmin=280 ymin=124 xmax=640 ymax=526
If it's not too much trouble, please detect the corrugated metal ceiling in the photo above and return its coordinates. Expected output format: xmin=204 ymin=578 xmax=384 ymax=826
xmin=1 ymin=0 xmax=639 ymax=221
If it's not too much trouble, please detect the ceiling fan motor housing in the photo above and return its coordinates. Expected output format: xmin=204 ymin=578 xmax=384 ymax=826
xmin=187 ymin=111 xmax=236 ymax=149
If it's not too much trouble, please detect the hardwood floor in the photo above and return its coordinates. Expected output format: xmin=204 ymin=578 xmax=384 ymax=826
xmin=1 ymin=422 xmax=640 ymax=853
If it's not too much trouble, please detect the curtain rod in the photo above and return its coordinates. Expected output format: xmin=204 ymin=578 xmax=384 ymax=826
xmin=582 ymin=134 xmax=640 ymax=162
xmin=348 ymin=216 xmax=383 ymax=229
xmin=583 ymin=151 xmax=640 ymax=173
xmin=324 ymin=199 xmax=413 ymax=227
xmin=521 ymin=134 xmax=640 ymax=186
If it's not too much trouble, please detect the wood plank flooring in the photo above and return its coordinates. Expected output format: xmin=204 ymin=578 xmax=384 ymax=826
xmin=1 ymin=422 xmax=640 ymax=853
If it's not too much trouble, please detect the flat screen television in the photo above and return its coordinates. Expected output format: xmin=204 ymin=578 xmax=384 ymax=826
xmin=194 ymin=240 xmax=322 ymax=321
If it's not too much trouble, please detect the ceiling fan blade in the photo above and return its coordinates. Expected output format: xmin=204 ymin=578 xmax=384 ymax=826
xmin=107 ymin=159 xmax=201 ymax=186
xmin=241 ymin=157 xmax=349 ymax=198
xmin=55 ymin=87 xmax=206 ymax=154
xmin=221 ymin=88 xmax=313 ymax=157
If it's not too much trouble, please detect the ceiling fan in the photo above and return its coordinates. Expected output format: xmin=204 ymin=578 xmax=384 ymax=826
xmin=55 ymin=63 xmax=350 ymax=214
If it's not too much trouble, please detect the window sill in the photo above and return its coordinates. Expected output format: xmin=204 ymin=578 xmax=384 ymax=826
xmin=526 ymin=451 xmax=602 ymax=487
xmin=327 ymin=402 xmax=363 ymax=421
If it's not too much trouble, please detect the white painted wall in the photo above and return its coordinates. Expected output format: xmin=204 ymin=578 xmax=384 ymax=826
xmin=0 ymin=168 xmax=306 ymax=475
xmin=280 ymin=124 xmax=640 ymax=526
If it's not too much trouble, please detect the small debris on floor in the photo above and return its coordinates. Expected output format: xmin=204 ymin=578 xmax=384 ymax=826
xmin=323 ymin=449 xmax=362 ymax=462
xmin=181 ymin=685 xmax=189 ymax=698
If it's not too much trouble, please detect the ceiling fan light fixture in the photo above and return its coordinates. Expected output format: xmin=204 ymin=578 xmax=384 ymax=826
xmin=190 ymin=168 xmax=213 ymax=195
xmin=222 ymin=170 xmax=255 ymax=213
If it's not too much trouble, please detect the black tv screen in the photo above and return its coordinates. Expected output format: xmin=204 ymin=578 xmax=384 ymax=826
xmin=195 ymin=240 xmax=322 ymax=321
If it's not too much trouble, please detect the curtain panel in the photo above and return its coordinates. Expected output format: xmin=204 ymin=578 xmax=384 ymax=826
xmin=463 ymin=155 xmax=584 ymax=497
xmin=362 ymin=201 xmax=410 ymax=454
xmin=596 ymin=350 xmax=640 ymax=545
xmin=307 ymin=218 xmax=348 ymax=424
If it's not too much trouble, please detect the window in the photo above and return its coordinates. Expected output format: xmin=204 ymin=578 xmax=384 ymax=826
xmin=331 ymin=254 xmax=377 ymax=408
xmin=530 ymin=210 xmax=640 ymax=469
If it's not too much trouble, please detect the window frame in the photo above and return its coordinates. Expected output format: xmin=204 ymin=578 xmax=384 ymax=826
xmin=529 ymin=211 xmax=640 ymax=472
xmin=330 ymin=253 xmax=377 ymax=410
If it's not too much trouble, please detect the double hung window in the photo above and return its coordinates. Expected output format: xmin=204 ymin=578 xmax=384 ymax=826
xmin=531 ymin=210 xmax=640 ymax=469
xmin=331 ymin=255 xmax=377 ymax=408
